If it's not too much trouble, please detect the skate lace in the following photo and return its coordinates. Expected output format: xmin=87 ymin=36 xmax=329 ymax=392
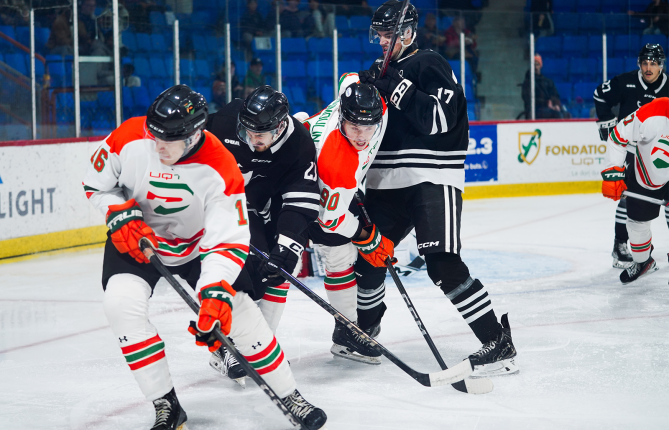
xmin=283 ymin=391 xmax=315 ymax=419
xmin=224 ymin=349 xmax=240 ymax=368
xmin=152 ymin=398 xmax=171 ymax=428
xmin=626 ymin=262 xmax=641 ymax=277
xmin=472 ymin=340 xmax=497 ymax=358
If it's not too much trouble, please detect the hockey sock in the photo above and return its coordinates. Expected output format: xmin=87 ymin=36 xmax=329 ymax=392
xmin=230 ymin=292 xmax=296 ymax=398
xmin=357 ymin=285 xmax=387 ymax=330
xmin=103 ymin=274 xmax=173 ymax=401
xmin=257 ymin=282 xmax=290 ymax=333
xmin=615 ymin=198 xmax=629 ymax=242
xmin=445 ymin=277 xmax=501 ymax=344
xmin=627 ymin=218 xmax=652 ymax=263
xmin=324 ymin=266 xmax=358 ymax=321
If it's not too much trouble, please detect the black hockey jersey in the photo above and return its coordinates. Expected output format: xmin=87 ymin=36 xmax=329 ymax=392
xmin=594 ymin=70 xmax=669 ymax=122
xmin=365 ymin=43 xmax=469 ymax=191
xmin=206 ymin=99 xmax=320 ymax=238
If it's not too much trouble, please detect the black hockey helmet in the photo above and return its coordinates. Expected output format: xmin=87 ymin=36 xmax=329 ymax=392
xmin=238 ymin=85 xmax=289 ymax=133
xmin=638 ymin=43 xmax=666 ymax=67
xmin=340 ymin=83 xmax=383 ymax=126
xmin=370 ymin=0 xmax=418 ymax=44
xmin=146 ymin=84 xmax=208 ymax=141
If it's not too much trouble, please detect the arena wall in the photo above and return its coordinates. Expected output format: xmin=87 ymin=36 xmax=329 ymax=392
xmin=0 ymin=118 xmax=603 ymax=259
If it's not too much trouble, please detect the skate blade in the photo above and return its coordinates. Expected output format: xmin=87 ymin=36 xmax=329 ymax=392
xmin=177 ymin=423 xmax=189 ymax=430
xmin=471 ymin=358 xmax=519 ymax=378
xmin=233 ymin=376 xmax=246 ymax=388
xmin=330 ymin=344 xmax=382 ymax=365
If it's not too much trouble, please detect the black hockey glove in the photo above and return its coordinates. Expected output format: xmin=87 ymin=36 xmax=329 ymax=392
xmin=258 ymin=233 xmax=304 ymax=288
xmin=597 ymin=118 xmax=617 ymax=142
xmin=358 ymin=66 xmax=415 ymax=111
xmin=188 ymin=321 xmax=221 ymax=352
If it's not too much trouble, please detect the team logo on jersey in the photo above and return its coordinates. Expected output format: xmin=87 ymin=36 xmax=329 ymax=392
xmin=651 ymin=139 xmax=669 ymax=169
xmin=518 ymin=129 xmax=541 ymax=165
xmin=146 ymin=180 xmax=194 ymax=215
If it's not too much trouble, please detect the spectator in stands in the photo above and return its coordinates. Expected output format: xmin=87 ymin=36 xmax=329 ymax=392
xmin=521 ymin=54 xmax=568 ymax=119
xmin=265 ymin=0 xmax=284 ymax=31
xmin=213 ymin=62 xmax=243 ymax=101
xmin=280 ymin=0 xmax=313 ymax=38
xmin=46 ymin=8 xmax=75 ymax=55
xmin=629 ymin=0 xmax=669 ymax=36
xmin=417 ymin=12 xmax=446 ymax=55
xmin=0 ymin=0 xmax=29 ymax=26
xmin=244 ymin=57 xmax=265 ymax=97
xmin=530 ymin=0 xmax=554 ymax=38
xmin=440 ymin=0 xmax=482 ymax=31
xmin=307 ymin=0 xmax=335 ymax=38
xmin=124 ymin=0 xmax=166 ymax=33
xmin=122 ymin=64 xmax=142 ymax=88
xmin=239 ymin=0 xmax=267 ymax=51
xmin=331 ymin=0 xmax=373 ymax=18
xmin=444 ymin=16 xmax=479 ymax=73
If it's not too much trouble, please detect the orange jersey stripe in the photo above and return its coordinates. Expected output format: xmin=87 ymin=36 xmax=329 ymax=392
xmin=317 ymin=130 xmax=359 ymax=189
xmin=177 ymin=130 xmax=245 ymax=196
xmin=635 ymin=97 xmax=669 ymax=123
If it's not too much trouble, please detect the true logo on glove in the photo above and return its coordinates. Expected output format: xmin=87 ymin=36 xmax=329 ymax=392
xmin=107 ymin=209 xmax=143 ymax=231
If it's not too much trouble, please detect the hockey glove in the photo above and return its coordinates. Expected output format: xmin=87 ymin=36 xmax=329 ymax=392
xmin=106 ymin=199 xmax=158 ymax=264
xmin=597 ymin=118 xmax=617 ymax=142
xmin=258 ymin=234 xmax=305 ymax=288
xmin=601 ymin=166 xmax=627 ymax=201
xmin=190 ymin=281 xmax=236 ymax=349
xmin=359 ymin=66 xmax=415 ymax=111
xmin=188 ymin=321 xmax=222 ymax=352
xmin=352 ymin=224 xmax=396 ymax=268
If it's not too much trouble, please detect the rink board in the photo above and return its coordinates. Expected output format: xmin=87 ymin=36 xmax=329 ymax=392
xmin=0 ymin=119 xmax=603 ymax=258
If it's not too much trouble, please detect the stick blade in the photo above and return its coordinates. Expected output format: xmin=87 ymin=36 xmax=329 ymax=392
xmin=428 ymin=359 xmax=473 ymax=387
xmin=462 ymin=377 xmax=494 ymax=394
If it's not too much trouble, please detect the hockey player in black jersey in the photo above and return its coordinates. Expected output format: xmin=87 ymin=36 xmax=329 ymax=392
xmin=356 ymin=0 xmax=517 ymax=377
xmin=594 ymin=43 xmax=669 ymax=269
xmin=206 ymin=86 xmax=326 ymax=429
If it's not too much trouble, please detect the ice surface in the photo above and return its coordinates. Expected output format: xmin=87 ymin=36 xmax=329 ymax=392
xmin=1 ymin=194 xmax=668 ymax=429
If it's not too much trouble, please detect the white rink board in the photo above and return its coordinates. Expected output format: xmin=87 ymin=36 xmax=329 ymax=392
xmin=496 ymin=121 xmax=605 ymax=184
xmin=0 ymin=141 xmax=105 ymax=240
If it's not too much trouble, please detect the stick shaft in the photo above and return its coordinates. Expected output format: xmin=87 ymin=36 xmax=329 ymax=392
xmin=623 ymin=191 xmax=667 ymax=206
xmin=378 ymin=0 xmax=411 ymax=78
xmin=138 ymin=239 xmax=304 ymax=429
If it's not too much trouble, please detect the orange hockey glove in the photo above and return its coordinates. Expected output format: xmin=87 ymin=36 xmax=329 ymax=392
xmin=601 ymin=166 xmax=627 ymax=201
xmin=188 ymin=282 xmax=236 ymax=351
xmin=106 ymin=199 xmax=158 ymax=264
xmin=352 ymin=224 xmax=395 ymax=268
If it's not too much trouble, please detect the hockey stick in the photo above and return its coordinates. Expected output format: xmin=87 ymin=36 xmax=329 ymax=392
xmin=138 ymin=239 xmax=307 ymax=430
xmin=378 ymin=0 xmax=411 ymax=78
xmin=354 ymin=192 xmax=492 ymax=394
xmin=251 ymin=243 xmax=473 ymax=387
xmin=622 ymin=191 xmax=668 ymax=206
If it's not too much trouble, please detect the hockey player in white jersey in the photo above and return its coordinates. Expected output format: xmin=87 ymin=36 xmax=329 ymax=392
xmin=301 ymin=74 xmax=392 ymax=363
xmin=83 ymin=85 xmax=327 ymax=430
xmin=602 ymin=96 xmax=669 ymax=284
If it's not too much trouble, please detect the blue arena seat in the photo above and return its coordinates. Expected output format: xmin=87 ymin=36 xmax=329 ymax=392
xmin=308 ymin=37 xmax=333 ymax=60
xmin=573 ymin=82 xmax=597 ymax=101
xmin=552 ymin=0 xmax=576 ymax=13
xmin=640 ymin=34 xmax=668 ymax=49
xmin=576 ymin=0 xmax=601 ymax=14
xmin=578 ymin=13 xmax=603 ymax=35
xmin=134 ymin=57 xmax=152 ymax=79
xmin=338 ymin=37 xmax=363 ymax=55
xmin=5 ymin=53 xmax=27 ymax=75
xmin=282 ymin=37 xmax=308 ymax=61
xmin=150 ymin=33 xmax=168 ymax=53
xmin=554 ymin=82 xmax=572 ymax=104
xmin=283 ymin=60 xmax=307 ymax=78
xmin=542 ymin=57 xmax=569 ymax=82
xmin=587 ymin=35 xmax=604 ymax=57
xmin=338 ymin=60 xmax=362 ymax=76
xmin=606 ymin=57 xmax=625 ymax=77
xmin=535 ymin=36 xmax=562 ymax=58
xmin=553 ymin=13 xmax=579 ymax=34
xmin=562 ymin=35 xmax=588 ymax=58
xmin=135 ymin=33 xmax=152 ymax=52
xmin=614 ymin=34 xmax=641 ymax=58
xmin=308 ymin=60 xmax=334 ymax=79
xmin=569 ymin=58 xmax=598 ymax=82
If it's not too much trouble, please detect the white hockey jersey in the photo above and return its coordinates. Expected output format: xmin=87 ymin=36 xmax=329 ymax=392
xmin=302 ymin=73 xmax=388 ymax=238
xmin=83 ymin=116 xmax=250 ymax=292
xmin=606 ymin=97 xmax=669 ymax=190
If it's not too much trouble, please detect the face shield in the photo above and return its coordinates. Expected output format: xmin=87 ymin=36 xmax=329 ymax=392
xmin=237 ymin=119 xmax=287 ymax=152
xmin=146 ymin=125 xmax=203 ymax=164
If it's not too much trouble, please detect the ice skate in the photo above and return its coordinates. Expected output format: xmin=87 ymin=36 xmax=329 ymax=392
xmin=469 ymin=313 xmax=519 ymax=378
xmin=151 ymin=388 xmax=188 ymax=430
xmin=612 ymin=239 xmax=633 ymax=269
xmin=620 ymin=257 xmax=658 ymax=284
xmin=281 ymin=389 xmax=328 ymax=430
xmin=330 ymin=320 xmax=381 ymax=365
xmin=363 ymin=320 xmax=381 ymax=339
xmin=210 ymin=347 xmax=247 ymax=387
